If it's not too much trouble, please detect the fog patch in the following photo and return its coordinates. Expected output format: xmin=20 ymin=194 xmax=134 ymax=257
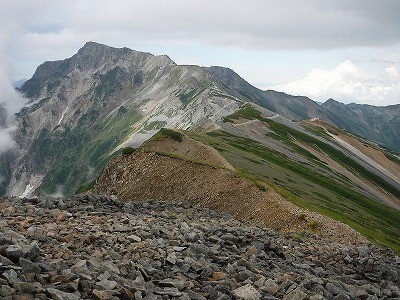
xmin=48 ymin=185 xmax=65 ymax=198
xmin=0 ymin=52 xmax=28 ymax=154
xmin=0 ymin=126 xmax=17 ymax=153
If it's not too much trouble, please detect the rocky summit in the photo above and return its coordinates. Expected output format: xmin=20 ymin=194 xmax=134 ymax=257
xmin=0 ymin=195 xmax=399 ymax=300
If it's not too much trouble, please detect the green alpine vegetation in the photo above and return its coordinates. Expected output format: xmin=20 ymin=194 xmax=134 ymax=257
xmin=187 ymin=105 xmax=400 ymax=253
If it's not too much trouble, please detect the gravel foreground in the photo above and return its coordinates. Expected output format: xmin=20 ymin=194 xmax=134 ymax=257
xmin=0 ymin=195 xmax=399 ymax=300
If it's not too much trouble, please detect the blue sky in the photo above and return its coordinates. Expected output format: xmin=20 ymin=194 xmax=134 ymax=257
xmin=1 ymin=0 xmax=399 ymax=106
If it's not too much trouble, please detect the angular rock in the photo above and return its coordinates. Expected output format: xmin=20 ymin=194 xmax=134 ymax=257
xmin=187 ymin=290 xmax=207 ymax=300
xmin=71 ymin=260 xmax=93 ymax=280
xmin=283 ymin=289 xmax=307 ymax=300
xmin=13 ymin=282 xmax=37 ymax=293
xmin=0 ymin=285 xmax=15 ymax=297
xmin=154 ymin=287 xmax=183 ymax=297
xmin=0 ymin=254 xmax=13 ymax=266
xmin=142 ymin=293 xmax=158 ymax=300
xmin=4 ymin=244 xmax=24 ymax=261
xmin=96 ymin=279 xmax=118 ymax=290
xmin=46 ymin=288 xmax=81 ymax=300
xmin=26 ymin=242 xmax=41 ymax=261
xmin=3 ymin=269 xmax=21 ymax=285
xmin=127 ymin=235 xmax=142 ymax=243
xmin=166 ymin=252 xmax=177 ymax=264
xmin=157 ymin=279 xmax=190 ymax=290
xmin=13 ymin=293 xmax=35 ymax=300
xmin=185 ymin=232 xmax=198 ymax=242
xmin=102 ymin=260 xmax=120 ymax=275
xmin=211 ymin=271 xmax=227 ymax=281
xmin=232 ymin=284 xmax=261 ymax=300
xmin=264 ymin=279 xmax=278 ymax=295
xmin=92 ymin=289 xmax=119 ymax=300
xmin=332 ymin=295 xmax=350 ymax=300
xmin=19 ymin=258 xmax=41 ymax=273
xmin=189 ymin=244 xmax=209 ymax=255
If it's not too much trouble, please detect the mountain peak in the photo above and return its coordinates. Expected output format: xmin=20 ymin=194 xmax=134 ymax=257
xmin=323 ymin=98 xmax=345 ymax=107
xmin=76 ymin=41 xmax=129 ymax=57
xmin=78 ymin=41 xmax=108 ymax=52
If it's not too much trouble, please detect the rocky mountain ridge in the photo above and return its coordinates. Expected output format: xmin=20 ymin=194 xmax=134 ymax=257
xmin=321 ymin=99 xmax=400 ymax=152
xmin=4 ymin=42 xmax=242 ymax=196
xmin=1 ymin=41 xmax=399 ymax=197
xmin=0 ymin=195 xmax=399 ymax=299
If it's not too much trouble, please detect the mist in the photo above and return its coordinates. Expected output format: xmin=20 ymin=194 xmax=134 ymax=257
xmin=0 ymin=55 xmax=28 ymax=154
xmin=48 ymin=185 xmax=65 ymax=198
xmin=0 ymin=126 xmax=17 ymax=152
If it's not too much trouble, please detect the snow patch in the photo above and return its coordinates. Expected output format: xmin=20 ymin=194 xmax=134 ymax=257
xmin=57 ymin=105 xmax=69 ymax=126
xmin=20 ymin=175 xmax=45 ymax=198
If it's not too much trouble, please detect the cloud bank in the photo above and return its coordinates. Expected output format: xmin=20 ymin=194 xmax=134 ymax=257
xmin=4 ymin=0 xmax=399 ymax=51
xmin=1 ymin=0 xmax=399 ymax=105
xmin=275 ymin=61 xmax=400 ymax=106
xmin=0 ymin=70 xmax=26 ymax=154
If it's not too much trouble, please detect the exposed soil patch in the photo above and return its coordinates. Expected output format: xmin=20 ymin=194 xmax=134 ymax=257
xmin=142 ymin=133 xmax=235 ymax=170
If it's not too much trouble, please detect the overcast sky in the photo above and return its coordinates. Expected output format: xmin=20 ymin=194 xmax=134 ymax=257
xmin=1 ymin=0 xmax=400 ymax=105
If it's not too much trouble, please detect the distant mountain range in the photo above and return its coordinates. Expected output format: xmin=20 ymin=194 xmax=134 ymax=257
xmin=0 ymin=42 xmax=398 ymax=199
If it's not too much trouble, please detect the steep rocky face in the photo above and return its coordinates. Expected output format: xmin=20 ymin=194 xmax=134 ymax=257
xmin=5 ymin=42 xmax=243 ymax=196
xmin=322 ymin=99 xmax=400 ymax=151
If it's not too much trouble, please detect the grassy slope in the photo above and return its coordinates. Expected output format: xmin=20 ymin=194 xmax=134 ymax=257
xmin=190 ymin=105 xmax=400 ymax=253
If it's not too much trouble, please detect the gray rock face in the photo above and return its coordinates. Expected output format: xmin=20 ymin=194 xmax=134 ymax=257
xmin=5 ymin=42 xmax=242 ymax=197
xmin=0 ymin=195 xmax=399 ymax=300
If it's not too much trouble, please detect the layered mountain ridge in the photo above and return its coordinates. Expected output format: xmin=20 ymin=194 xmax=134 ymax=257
xmin=92 ymin=105 xmax=400 ymax=252
xmin=0 ymin=41 xmax=399 ymax=200
xmin=322 ymin=99 xmax=400 ymax=151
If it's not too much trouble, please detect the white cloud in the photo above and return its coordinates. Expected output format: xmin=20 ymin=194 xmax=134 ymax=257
xmin=275 ymin=61 xmax=400 ymax=105
xmin=386 ymin=66 xmax=399 ymax=76
xmin=0 ymin=126 xmax=17 ymax=153
xmin=0 ymin=47 xmax=27 ymax=154
xmin=3 ymin=1 xmax=400 ymax=62
xmin=1 ymin=1 xmax=400 ymax=105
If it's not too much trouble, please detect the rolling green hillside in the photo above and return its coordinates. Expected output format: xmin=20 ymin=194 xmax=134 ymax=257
xmin=186 ymin=104 xmax=400 ymax=253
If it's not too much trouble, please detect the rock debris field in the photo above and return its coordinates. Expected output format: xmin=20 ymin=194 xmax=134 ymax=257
xmin=0 ymin=195 xmax=399 ymax=300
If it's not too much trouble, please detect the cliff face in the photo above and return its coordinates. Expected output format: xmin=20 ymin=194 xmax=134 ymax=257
xmin=6 ymin=42 xmax=243 ymax=196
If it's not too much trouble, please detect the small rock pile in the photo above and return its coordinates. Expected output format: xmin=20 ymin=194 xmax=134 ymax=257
xmin=0 ymin=195 xmax=399 ymax=300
